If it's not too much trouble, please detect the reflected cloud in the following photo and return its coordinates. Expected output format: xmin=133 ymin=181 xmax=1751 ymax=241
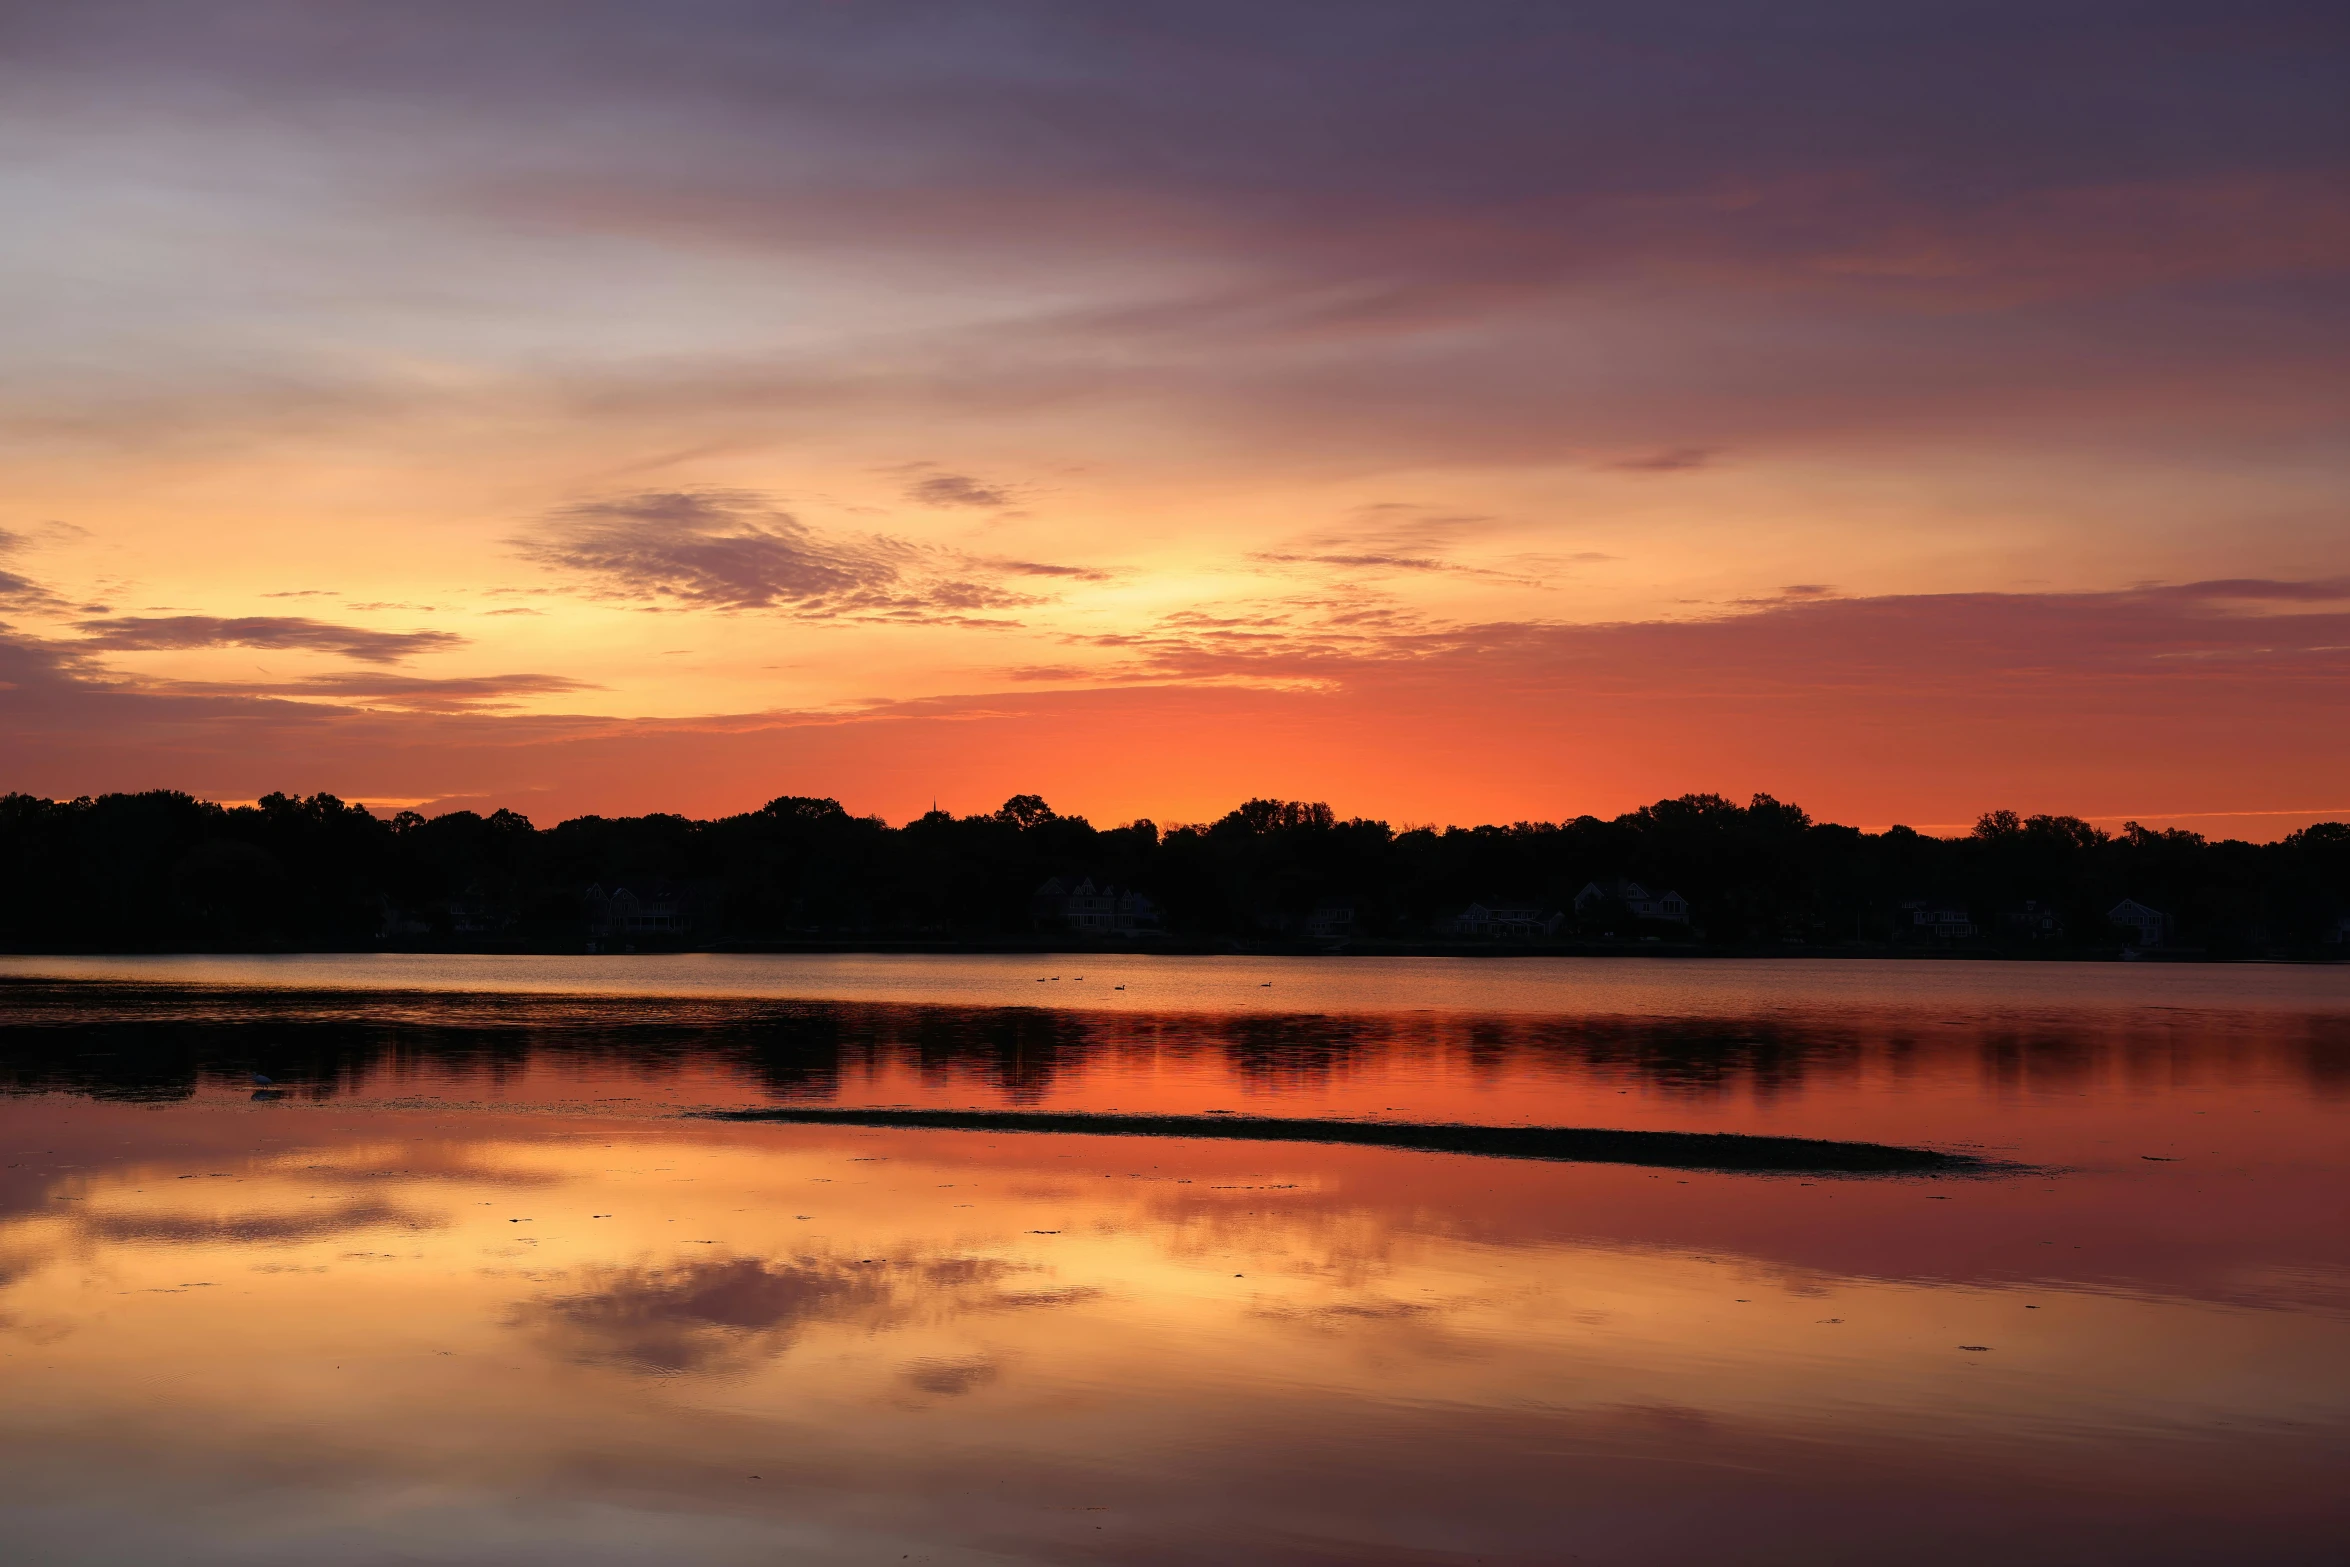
xmin=981 ymin=1287 xmax=1105 ymax=1311
xmin=75 ymin=1197 xmax=445 ymax=1247
xmin=901 ymin=1355 xmax=999 ymax=1396
xmin=262 ymin=1154 xmax=567 ymax=1189
xmin=522 ymin=1255 xmax=894 ymax=1372
xmin=517 ymin=1250 xmax=1071 ymax=1374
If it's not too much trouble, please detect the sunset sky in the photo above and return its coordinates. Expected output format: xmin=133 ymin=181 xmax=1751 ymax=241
xmin=2 ymin=1 xmax=2345 ymax=833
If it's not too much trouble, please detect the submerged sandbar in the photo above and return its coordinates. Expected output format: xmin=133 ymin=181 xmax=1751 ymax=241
xmin=695 ymin=1106 xmax=1995 ymax=1175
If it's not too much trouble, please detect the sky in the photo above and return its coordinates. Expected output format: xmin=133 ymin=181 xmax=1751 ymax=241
xmin=1 ymin=0 xmax=2346 ymax=834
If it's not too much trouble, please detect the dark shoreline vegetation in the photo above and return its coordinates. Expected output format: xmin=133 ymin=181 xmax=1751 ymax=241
xmin=694 ymin=1106 xmax=1997 ymax=1175
xmin=3 ymin=788 xmax=2347 ymax=958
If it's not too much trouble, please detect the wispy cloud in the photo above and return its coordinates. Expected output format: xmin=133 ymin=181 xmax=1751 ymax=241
xmin=1607 ymin=447 xmax=1718 ymax=473
xmin=1257 ymin=552 xmax=1454 ymax=573
xmin=966 ymin=556 xmax=1111 ymax=583
xmin=1250 ymin=550 xmax=1545 ymax=586
xmin=0 ymin=528 xmax=64 ymax=612
xmin=71 ymin=615 xmax=463 ymax=665
xmin=261 ymin=672 xmax=595 ymax=713
xmin=519 ymin=491 xmax=907 ymax=612
xmin=906 ymin=471 xmax=1013 ymax=509
xmin=2151 ymin=577 xmax=2350 ymax=604
xmin=516 ymin=490 xmax=1098 ymax=623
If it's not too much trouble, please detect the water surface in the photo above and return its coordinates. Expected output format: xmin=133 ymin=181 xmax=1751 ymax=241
xmin=2 ymin=956 xmax=2345 ymax=1563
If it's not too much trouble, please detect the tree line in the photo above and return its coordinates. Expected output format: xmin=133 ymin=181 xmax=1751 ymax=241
xmin=1 ymin=788 xmax=2345 ymax=955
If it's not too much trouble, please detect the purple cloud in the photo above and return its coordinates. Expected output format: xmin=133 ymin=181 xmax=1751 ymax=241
xmin=72 ymin=615 xmax=463 ymax=665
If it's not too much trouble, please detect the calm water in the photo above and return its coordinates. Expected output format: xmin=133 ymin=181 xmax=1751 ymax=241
xmin=2 ymin=955 xmax=2346 ymax=1564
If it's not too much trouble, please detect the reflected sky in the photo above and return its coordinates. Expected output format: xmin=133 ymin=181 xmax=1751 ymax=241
xmin=2 ymin=959 xmax=2347 ymax=1562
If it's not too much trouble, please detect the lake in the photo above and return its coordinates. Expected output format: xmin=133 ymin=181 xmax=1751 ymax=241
xmin=2 ymin=955 xmax=2346 ymax=1564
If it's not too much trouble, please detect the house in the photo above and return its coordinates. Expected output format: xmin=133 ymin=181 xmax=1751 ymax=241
xmin=373 ymin=894 xmax=432 ymax=940
xmin=1304 ymin=899 xmax=1356 ymax=940
xmin=1031 ymin=876 xmax=1073 ymax=925
xmin=1033 ymin=877 xmax=1163 ymax=934
xmin=1444 ymin=901 xmax=1563 ymax=939
xmin=449 ymin=880 xmax=514 ymax=935
xmin=1901 ymin=899 xmax=1977 ymax=939
xmin=2108 ymin=898 xmax=2173 ymax=948
xmin=1572 ymin=879 xmax=1692 ymax=924
xmin=1999 ymin=901 xmax=2064 ymax=941
xmin=585 ymin=879 xmax=712 ymax=939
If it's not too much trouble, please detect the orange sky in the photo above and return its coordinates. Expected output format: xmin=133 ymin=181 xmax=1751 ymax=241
xmin=2 ymin=4 xmax=2345 ymax=834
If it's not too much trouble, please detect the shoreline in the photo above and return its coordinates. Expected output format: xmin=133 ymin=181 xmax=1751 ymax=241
xmin=0 ymin=940 xmax=2336 ymax=964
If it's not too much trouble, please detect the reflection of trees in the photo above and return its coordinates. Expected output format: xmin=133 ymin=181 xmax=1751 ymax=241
xmin=1520 ymin=1019 xmax=1870 ymax=1104
xmin=2302 ymin=1018 xmax=2350 ymax=1100
xmin=4 ymin=982 xmax=2344 ymax=1110
xmin=1980 ymin=1029 xmax=2100 ymax=1096
xmin=1221 ymin=1014 xmax=1377 ymax=1091
xmin=902 ymin=1005 xmax=1101 ymax=1106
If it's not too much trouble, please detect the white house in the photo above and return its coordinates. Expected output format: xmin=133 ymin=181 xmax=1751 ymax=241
xmin=1304 ymin=900 xmax=1356 ymax=939
xmin=1901 ymin=900 xmax=1977 ymax=940
xmin=585 ymin=882 xmax=694 ymax=938
xmin=1444 ymin=901 xmax=1563 ymax=939
xmin=1034 ymin=877 xmax=1163 ymax=934
xmin=2108 ymin=898 xmax=2173 ymax=947
xmin=1572 ymin=879 xmax=1692 ymax=924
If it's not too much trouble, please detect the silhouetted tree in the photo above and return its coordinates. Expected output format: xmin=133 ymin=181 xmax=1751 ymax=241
xmin=1 ymin=786 xmax=2344 ymax=955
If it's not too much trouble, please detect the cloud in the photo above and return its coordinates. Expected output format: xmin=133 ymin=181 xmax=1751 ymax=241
xmin=516 ymin=489 xmax=1096 ymax=622
xmin=1250 ymin=550 xmax=1545 ymax=586
xmin=2153 ymin=577 xmax=2350 ymax=604
xmin=0 ymin=529 xmax=64 ymax=612
xmin=10 ymin=577 xmax=2350 ymax=834
xmin=518 ymin=491 xmax=907 ymax=612
xmin=366 ymin=7 xmax=2350 ymax=313
xmin=968 ymin=557 xmax=1112 ymax=582
xmin=1608 ymin=447 xmax=1717 ymax=473
xmin=0 ymin=567 xmax=57 ymax=611
xmin=200 ymin=672 xmax=596 ymax=714
xmin=1258 ymin=552 xmax=1452 ymax=573
xmin=3 ymin=0 xmax=2345 ymax=505
xmin=70 ymin=615 xmax=464 ymax=665
xmin=907 ymin=471 xmax=1013 ymax=509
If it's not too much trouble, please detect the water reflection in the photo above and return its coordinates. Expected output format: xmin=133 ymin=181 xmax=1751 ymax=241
xmin=0 ymin=1101 xmax=2343 ymax=1564
xmin=0 ymin=964 xmax=2346 ymax=1562
xmin=6 ymin=979 xmax=2346 ymax=1117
